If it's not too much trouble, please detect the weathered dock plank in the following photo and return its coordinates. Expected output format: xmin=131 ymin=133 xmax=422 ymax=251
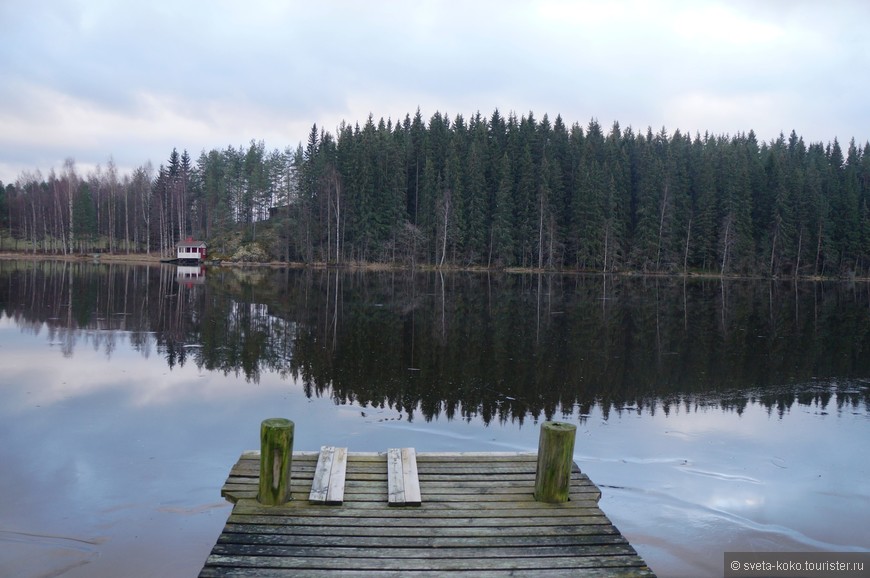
xmin=386 ymin=447 xmax=421 ymax=506
xmin=308 ymin=446 xmax=348 ymax=505
xmin=216 ymin=521 xmax=625 ymax=539
xmin=199 ymin=570 xmax=648 ymax=578
xmin=202 ymin=552 xmax=649 ymax=571
xmin=216 ymin=530 xmax=629 ymax=547
xmin=202 ymin=451 xmax=654 ymax=577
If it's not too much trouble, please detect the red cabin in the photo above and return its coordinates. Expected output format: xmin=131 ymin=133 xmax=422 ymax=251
xmin=176 ymin=239 xmax=207 ymax=263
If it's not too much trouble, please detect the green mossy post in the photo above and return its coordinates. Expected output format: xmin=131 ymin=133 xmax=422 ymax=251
xmin=258 ymin=418 xmax=295 ymax=505
xmin=534 ymin=421 xmax=577 ymax=503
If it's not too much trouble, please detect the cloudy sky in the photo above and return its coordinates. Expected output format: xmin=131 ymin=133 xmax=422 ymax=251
xmin=1 ymin=0 xmax=868 ymax=184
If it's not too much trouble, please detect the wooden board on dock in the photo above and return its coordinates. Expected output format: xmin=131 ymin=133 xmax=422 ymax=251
xmin=201 ymin=451 xmax=655 ymax=577
xmin=386 ymin=447 xmax=421 ymax=507
xmin=308 ymin=446 xmax=348 ymax=505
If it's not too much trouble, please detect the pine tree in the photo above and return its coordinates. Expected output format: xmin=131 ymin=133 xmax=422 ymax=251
xmin=407 ymin=109 xmax=426 ymax=226
xmin=515 ymin=143 xmax=536 ymax=267
xmin=859 ymin=142 xmax=870 ymax=275
xmin=717 ymin=136 xmax=755 ymax=275
xmin=805 ymin=144 xmax=832 ymax=276
xmin=444 ymin=121 xmax=466 ymax=264
xmin=786 ymin=131 xmax=808 ymax=275
xmin=604 ymin=122 xmax=630 ymax=271
xmin=419 ymin=157 xmax=438 ymax=263
xmin=838 ymin=139 xmax=862 ymax=273
xmin=464 ymin=139 xmax=487 ymax=263
xmin=491 ymin=153 xmax=514 ymax=266
xmin=630 ymin=129 xmax=665 ymax=271
xmin=763 ymin=139 xmax=796 ymax=276
xmin=572 ymin=154 xmax=606 ymax=270
xmin=688 ymin=134 xmax=717 ymax=271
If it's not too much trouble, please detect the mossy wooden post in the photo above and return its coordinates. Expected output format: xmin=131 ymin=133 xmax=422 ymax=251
xmin=534 ymin=421 xmax=577 ymax=503
xmin=258 ymin=418 xmax=294 ymax=505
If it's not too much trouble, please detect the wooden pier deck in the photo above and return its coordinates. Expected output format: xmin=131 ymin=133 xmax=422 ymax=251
xmin=199 ymin=450 xmax=654 ymax=577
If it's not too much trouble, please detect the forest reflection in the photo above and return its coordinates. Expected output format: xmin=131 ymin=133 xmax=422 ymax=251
xmin=1 ymin=259 xmax=868 ymax=424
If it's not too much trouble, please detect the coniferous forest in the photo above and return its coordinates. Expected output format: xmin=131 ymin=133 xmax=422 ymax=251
xmin=3 ymin=109 xmax=870 ymax=277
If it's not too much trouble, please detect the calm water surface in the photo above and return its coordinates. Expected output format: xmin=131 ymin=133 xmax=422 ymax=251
xmin=0 ymin=261 xmax=868 ymax=577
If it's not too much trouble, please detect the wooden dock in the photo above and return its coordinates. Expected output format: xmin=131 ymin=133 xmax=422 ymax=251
xmin=199 ymin=449 xmax=654 ymax=577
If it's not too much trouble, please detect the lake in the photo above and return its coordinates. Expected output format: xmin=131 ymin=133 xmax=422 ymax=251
xmin=0 ymin=260 xmax=868 ymax=577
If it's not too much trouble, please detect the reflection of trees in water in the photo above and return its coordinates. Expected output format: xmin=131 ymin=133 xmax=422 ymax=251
xmin=0 ymin=259 xmax=177 ymax=359
xmin=2 ymin=260 xmax=869 ymax=423
xmin=289 ymin=272 xmax=870 ymax=423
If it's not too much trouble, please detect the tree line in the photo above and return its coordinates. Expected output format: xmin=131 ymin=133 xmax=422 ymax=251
xmin=2 ymin=109 xmax=869 ymax=277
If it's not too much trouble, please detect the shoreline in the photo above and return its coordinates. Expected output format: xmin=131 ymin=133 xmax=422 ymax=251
xmin=0 ymin=251 xmax=866 ymax=281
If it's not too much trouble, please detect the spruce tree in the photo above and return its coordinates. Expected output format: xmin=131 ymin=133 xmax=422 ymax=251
xmin=491 ymin=153 xmax=515 ymax=267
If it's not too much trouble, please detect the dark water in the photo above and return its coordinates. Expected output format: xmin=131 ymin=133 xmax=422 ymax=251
xmin=0 ymin=260 xmax=868 ymax=577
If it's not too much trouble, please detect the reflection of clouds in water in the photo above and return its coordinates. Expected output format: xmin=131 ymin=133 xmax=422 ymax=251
xmin=570 ymin=398 xmax=870 ymax=576
xmin=603 ymin=467 xmax=866 ymax=578
xmin=706 ymin=492 xmax=764 ymax=512
xmin=0 ymin=529 xmax=104 ymax=578
xmin=2 ymin=331 xmax=295 ymax=410
xmin=681 ymin=468 xmax=762 ymax=484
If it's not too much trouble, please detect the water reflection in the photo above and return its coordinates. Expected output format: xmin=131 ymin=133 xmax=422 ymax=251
xmin=1 ymin=260 xmax=868 ymax=423
xmin=1 ymin=260 xmax=868 ymax=577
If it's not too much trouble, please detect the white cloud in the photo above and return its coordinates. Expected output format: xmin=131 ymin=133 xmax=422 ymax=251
xmin=672 ymin=3 xmax=786 ymax=46
xmin=1 ymin=0 xmax=868 ymax=184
